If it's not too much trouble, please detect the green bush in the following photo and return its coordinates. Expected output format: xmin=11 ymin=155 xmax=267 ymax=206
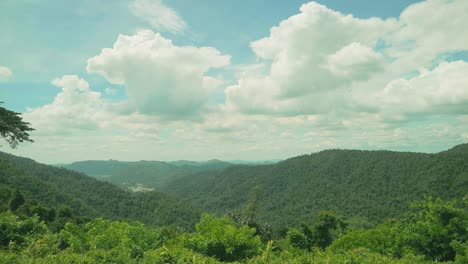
xmin=143 ymin=246 xmax=221 ymax=264
xmin=329 ymin=198 xmax=467 ymax=261
xmin=60 ymin=218 xmax=162 ymax=258
xmin=0 ymin=211 xmax=47 ymax=250
xmin=185 ymin=214 xmax=262 ymax=261
xmin=287 ymin=211 xmax=344 ymax=251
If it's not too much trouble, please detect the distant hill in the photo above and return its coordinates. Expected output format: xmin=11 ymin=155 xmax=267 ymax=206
xmin=0 ymin=152 xmax=200 ymax=229
xmin=61 ymin=159 xmax=234 ymax=190
xmin=162 ymin=144 xmax=468 ymax=230
xmin=227 ymin=159 xmax=282 ymax=165
xmin=3 ymin=144 xmax=466 ymax=231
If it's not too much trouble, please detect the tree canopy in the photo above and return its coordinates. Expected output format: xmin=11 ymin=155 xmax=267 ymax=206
xmin=0 ymin=103 xmax=34 ymax=148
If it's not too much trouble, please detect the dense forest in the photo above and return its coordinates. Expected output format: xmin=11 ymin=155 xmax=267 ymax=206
xmin=61 ymin=144 xmax=468 ymax=231
xmin=61 ymin=159 xmax=234 ymax=191
xmin=0 ymin=152 xmax=200 ymax=229
xmin=162 ymin=144 xmax=468 ymax=230
xmin=0 ymin=191 xmax=466 ymax=263
xmin=0 ymin=144 xmax=467 ymax=263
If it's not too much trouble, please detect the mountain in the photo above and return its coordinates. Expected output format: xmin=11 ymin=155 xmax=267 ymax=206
xmin=227 ymin=159 xmax=282 ymax=165
xmin=0 ymin=152 xmax=200 ymax=229
xmin=61 ymin=159 xmax=234 ymax=190
xmin=170 ymin=159 xmax=234 ymax=171
xmin=442 ymin=142 xmax=468 ymax=155
xmin=3 ymin=144 xmax=467 ymax=231
xmin=161 ymin=144 xmax=468 ymax=230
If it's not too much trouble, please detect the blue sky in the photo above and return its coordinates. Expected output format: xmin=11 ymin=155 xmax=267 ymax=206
xmin=1 ymin=0 xmax=422 ymax=111
xmin=1 ymin=0 xmax=467 ymax=163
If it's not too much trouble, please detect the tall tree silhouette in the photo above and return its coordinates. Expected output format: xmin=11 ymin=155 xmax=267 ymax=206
xmin=0 ymin=102 xmax=34 ymax=148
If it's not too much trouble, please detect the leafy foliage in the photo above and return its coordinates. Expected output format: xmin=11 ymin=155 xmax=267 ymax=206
xmin=288 ymin=210 xmax=345 ymax=251
xmin=0 ymin=211 xmax=47 ymax=250
xmin=329 ymin=197 xmax=467 ymax=261
xmin=1 ymin=198 xmax=466 ymax=263
xmin=0 ymin=145 xmax=467 ymax=263
xmin=61 ymin=159 xmax=234 ymax=191
xmin=59 ymin=218 xmax=162 ymax=258
xmin=8 ymin=190 xmax=25 ymax=211
xmin=185 ymin=214 xmax=263 ymax=261
xmin=0 ymin=152 xmax=201 ymax=229
xmin=0 ymin=104 xmax=34 ymax=148
xmin=163 ymin=145 xmax=468 ymax=231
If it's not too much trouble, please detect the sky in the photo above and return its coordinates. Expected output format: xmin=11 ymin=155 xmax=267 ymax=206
xmin=1 ymin=0 xmax=468 ymax=164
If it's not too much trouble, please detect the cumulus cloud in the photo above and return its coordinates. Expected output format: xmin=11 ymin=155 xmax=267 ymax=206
xmin=226 ymin=0 xmax=468 ymax=122
xmin=10 ymin=0 xmax=468 ymax=163
xmin=0 ymin=66 xmax=13 ymax=81
xmin=23 ymin=75 xmax=165 ymax=141
xmin=324 ymin=42 xmax=385 ymax=80
xmin=387 ymin=0 xmax=468 ymax=62
xmin=24 ymin=75 xmax=108 ymax=134
xmin=226 ymin=2 xmax=396 ymax=115
xmin=87 ymin=30 xmax=230 ymax=119
xmin=131 ymin=0 xmax=187 ymax=34
xmin=376 ymin=61 xmax=468 ymax=119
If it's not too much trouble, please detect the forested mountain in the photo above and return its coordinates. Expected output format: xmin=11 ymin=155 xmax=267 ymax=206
xmin=169 ymin=159 xmax=233 ymax=168
xmin=0 ymin=146 xmax=467 ymax=263
xmin=162 ymin=144 xmax=468 ymax=230
xmin=0 ymin=152 xmax=200 ymax=229
xmin=61 ymin=159 xmax=234 ymax=190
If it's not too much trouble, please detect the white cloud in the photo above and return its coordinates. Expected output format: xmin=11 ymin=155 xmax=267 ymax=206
xmin=24 ymin=75 xmax=108 ymax=134
xmin=23 ymin=75 xmax=169 ymax=138
xmin=8 ymin=0 xmax=468 ymax=163
xmin=387 ymin=0 xmax=468 ymax=60
xmin=131 ymin=0 xmax=187 ymax=34
xmin=227 ymin=0 xmax=468 ymax=121
xmin=226 ymin=2 xmax=396 ymax=115
xmin=376 ymin=61 xmax=468 ymax=118
xmin=324 ymin=42 xmax=385 ymax=80
xmin=0 ymin=66 xmax=13 ymax=81
xmin=87 ymin=30 xmax=230 ymax=119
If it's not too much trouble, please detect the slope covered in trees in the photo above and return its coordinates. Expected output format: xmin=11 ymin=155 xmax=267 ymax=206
xmin=61 ymin=159 xmax=234 ymax=191
xmin=0 ymin=152 xmax=200 ymax=229
xmin=162 ymin=144 xmax=468 ymax=230
xmin=0 ymin=146 xmax=466 ymax=262
xmin=1 ymin=197 xmax=466 ymax=263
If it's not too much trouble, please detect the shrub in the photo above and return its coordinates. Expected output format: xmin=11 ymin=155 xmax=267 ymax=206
xmin=185 ymin=214 xmax=262 ymax=261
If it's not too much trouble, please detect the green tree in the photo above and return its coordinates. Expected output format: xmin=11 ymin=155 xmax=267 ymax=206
xmin=228 ymin=187 xmax=273 ymax=242
xmin=287 ymin=210 xmax=343 ymax=251
xmin=186 ymin=214 xmax=262 ymax=261
xmin=330 ymin=197 xmax=467 ymax=261
xmin=9 ymin=190 xmax=25 ymax=211
xmin=0 ymin=211 xmax=47 ymax=250
xmin=0 ymin=103 xmax=34 ymax=148
xmin=399 ymin=197 xmax=467 ymax=261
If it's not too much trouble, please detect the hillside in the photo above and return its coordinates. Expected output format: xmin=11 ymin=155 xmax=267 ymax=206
xmin=162 ymin=144 xmax=468 ymax=230
xmin=0 ymin=152 xmax=200 ymax=229
xmin=62 ymin=159 xmax=234 ymax=190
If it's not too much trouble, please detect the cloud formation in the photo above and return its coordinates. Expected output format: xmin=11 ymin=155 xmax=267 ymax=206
xmin=226 ymin=0 xmax=468 ymax=122
xmin=87 ymin=30 xmax=230 ymax=120
xmin=23 ymin=75 xmax=108 ymax=134
xmin=0 ymin=66 xmax=13 ymax=81
xmin=376 ymin=61 xmax=468 ymax=119
xmin=324 ymin=42 xmax=385 ymax=80
xmin=9 ymin=0 xmax=468 ymax=163
xmin=226 ymin=2 xmax=396 ymax=115
xmin=131 ymin=0 xmax=187 ymax=34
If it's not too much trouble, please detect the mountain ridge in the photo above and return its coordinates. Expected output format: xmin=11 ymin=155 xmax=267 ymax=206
xmin=0 ymin=151 xmax=200 ymax=229
xmin=161 ymin=143 xmax=468 ymax=230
